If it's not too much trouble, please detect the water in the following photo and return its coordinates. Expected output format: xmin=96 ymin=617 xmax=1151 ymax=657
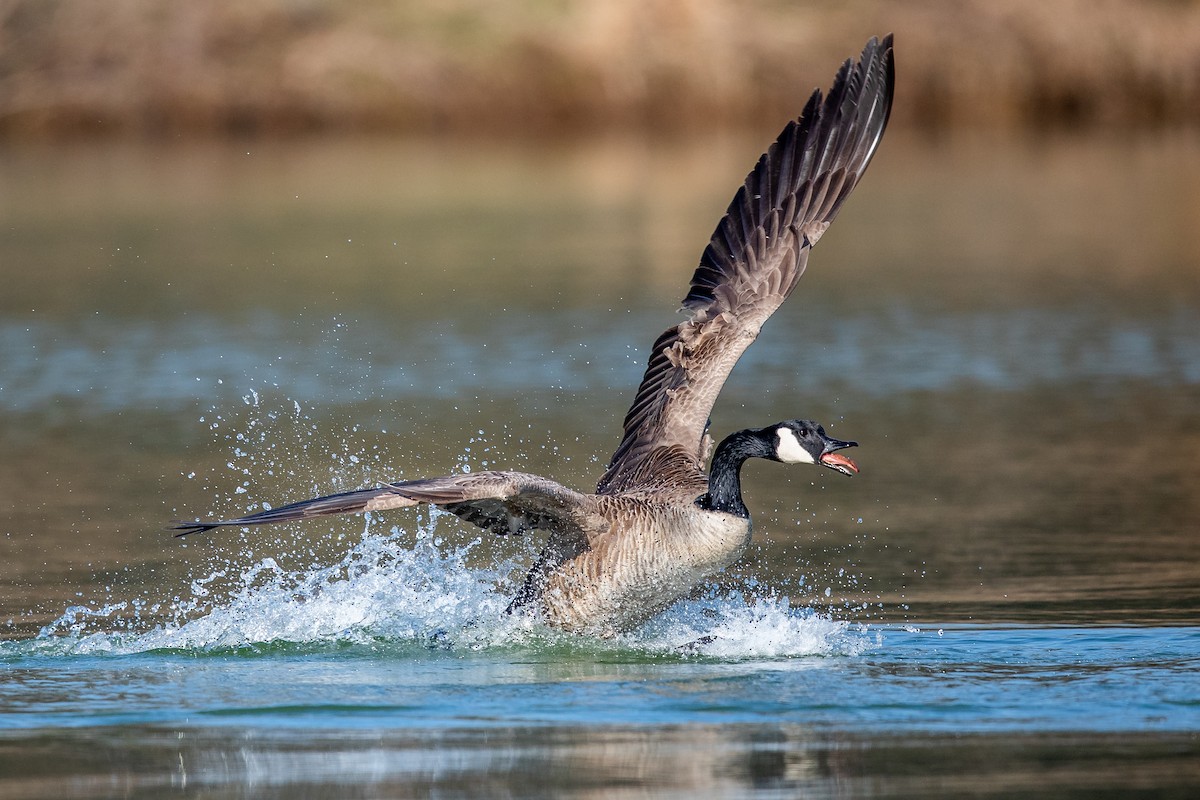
xmin=1 ymin=132 xmax=1199 ymax=796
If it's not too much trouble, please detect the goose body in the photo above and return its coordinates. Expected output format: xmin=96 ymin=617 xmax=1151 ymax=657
xmin=174 ymin=37 xmax=894 ymax=637
xmin=530 ymin=489 xmax=751 ymax=635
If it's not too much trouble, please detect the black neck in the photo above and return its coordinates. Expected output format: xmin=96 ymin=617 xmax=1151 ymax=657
xmin=699 ymin=429 xmax=774 ymax=517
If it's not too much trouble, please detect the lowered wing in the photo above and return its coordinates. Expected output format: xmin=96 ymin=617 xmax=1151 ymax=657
xmin=172 ymin=470 xmax=590 ymax=539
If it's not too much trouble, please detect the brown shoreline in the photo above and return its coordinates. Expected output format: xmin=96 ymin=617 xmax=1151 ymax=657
xmin=2 ymin=0 xmax=1199 ymax=139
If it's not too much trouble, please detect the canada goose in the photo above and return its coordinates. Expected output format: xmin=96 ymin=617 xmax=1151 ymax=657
xmin=174 ymin=35 xmax=894 ymax=637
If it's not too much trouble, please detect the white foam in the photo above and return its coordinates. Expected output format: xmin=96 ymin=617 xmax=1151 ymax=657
xmin=625 ymin=589 xmax=878 ymax=658
xmin=29 ymin=511 xmax=875 ymax=661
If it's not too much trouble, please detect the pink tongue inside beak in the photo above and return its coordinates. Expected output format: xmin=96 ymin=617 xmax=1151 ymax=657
xmin=820 ymin=452 xmax=859 ymax=474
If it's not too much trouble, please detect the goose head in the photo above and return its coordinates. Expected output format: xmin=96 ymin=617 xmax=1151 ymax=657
xmin=769 ymin=419 xmax=859 ymax=475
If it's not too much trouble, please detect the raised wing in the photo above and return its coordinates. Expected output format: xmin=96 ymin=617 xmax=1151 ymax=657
xmin=172 ymin=470 xmax=590 ymax=538
xmin=597 ymin=35 xmax=894 ymax=494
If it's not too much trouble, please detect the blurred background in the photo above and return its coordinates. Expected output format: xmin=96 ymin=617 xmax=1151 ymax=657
xmin=1 ymin=0 xmax=1198 ymax=635
xmin=2 ymin=0 xmax=1200 ymax=136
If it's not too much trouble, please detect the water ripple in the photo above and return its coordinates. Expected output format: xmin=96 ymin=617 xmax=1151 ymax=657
xmin=3 ymin=305 xmax=1197 ymax=415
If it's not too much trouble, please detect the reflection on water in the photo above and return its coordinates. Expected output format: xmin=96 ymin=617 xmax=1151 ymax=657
xmin=2 ymin=625 xmax=1198 ymax=797
xmin=1 ymin=131 xmax=1198 ymax=795
xmin=3 ymin=724 xmax=1197 ymax=799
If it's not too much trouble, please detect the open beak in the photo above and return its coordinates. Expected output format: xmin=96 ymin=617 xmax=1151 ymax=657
xmin=819 ymin=436 xmax=859 ymax=476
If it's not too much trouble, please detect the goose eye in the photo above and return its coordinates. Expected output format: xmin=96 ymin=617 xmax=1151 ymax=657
xmin=795 ymin=426 xmax=808 ymax=438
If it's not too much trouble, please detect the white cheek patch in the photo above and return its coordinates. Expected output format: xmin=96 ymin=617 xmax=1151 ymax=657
xmin=776 ymin=428 xmax=816 ymax=464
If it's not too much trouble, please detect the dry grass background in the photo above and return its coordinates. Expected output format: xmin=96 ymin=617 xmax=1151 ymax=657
xmin=1 ymin=0 xmax=1198 ymax=137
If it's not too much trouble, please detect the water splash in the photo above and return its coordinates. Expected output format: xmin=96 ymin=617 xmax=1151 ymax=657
xmin=33 ymin=513 xmax=511 ymax=654
xmin=627 ymin=590 xmax=878 ymax=658
xmin=25 ymin=509 xmax=872 ymax=661
xmin=19 ymin=388 xmax=875 ymax=661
